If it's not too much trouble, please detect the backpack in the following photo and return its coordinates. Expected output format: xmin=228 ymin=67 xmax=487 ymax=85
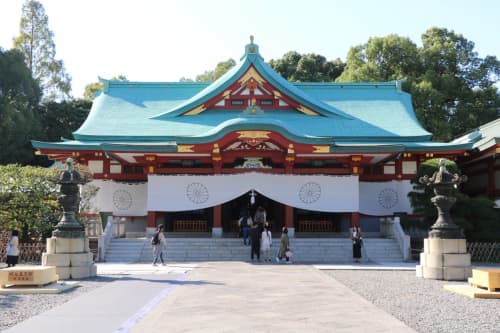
xmin=151 ymin=232 xmax=159 ymax=245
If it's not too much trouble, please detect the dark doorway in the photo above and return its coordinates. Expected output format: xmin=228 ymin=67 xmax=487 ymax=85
xmin=221 ymin=191 xmax=283 ymax=236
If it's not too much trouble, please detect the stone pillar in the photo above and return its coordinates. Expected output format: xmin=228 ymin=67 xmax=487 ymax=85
xmin=212 ymin=205 xmax=222 ymax=238
xmin=284 ymin=205 xmax=295 ymax=237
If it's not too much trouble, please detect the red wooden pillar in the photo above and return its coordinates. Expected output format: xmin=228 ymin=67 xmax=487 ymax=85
xmin=351 ymin=212 xmax=360 ymax=227
xmin=395 ymin=158 xmax=403 ymax=179
xmin=147 ymin=211 xmax=157 ymax=228
xmin=284 ymin=205 xmax=294 ymax=229
xmin=213 ymin=204 xmax=222 ymax=229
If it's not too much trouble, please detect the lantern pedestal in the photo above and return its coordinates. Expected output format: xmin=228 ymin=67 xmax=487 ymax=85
xmin=416 ymin=238 xmax=471 ymax=281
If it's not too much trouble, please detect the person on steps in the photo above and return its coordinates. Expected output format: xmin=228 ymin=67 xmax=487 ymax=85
xmin=152 ymin=224 xmax=168 ymax=266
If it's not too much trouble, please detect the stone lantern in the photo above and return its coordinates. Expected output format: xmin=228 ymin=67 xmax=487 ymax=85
xmin=416 ymin=159 xmax=471 ymax=281
xmin=42 ymin=158 xmax=97 ymax=279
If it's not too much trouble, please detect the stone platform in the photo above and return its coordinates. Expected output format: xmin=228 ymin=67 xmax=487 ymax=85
xmin=0 ymin=266 xmax=58 ymax=288
xmin=444 ymin=284 xmax=500 ymax=299
xmin=416 ymin=238 xmax=472 ymax=281
xmin=43 ymin=237 xmax=97 ymax=279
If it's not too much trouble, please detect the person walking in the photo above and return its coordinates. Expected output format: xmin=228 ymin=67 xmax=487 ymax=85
xmin=6 ymin=230 xmax=19 ymax=267
xmin=249 ymin=224 xmax=261 ymax=261
xmin=260 ymin=224 xmax=272 ymax=261
xmin=239 ymin=205 xmax=251 ymax=245
xmin=276 ymin=227 xmax=291 ymax=263
xmin=351 ymin=226 xmax=363 ymax=263
xmin=152 ymin=224 xmax=168 ymax=266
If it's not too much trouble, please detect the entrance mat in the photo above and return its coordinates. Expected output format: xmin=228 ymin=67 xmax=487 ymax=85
xmin=0 ymin=281 xmax=79 ymax=295
xmin=444 ymin=284 xmax=500 ymax=299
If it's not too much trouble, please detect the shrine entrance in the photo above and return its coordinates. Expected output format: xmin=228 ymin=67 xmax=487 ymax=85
xmin=221 ymin=191 xmax=284 ymax=236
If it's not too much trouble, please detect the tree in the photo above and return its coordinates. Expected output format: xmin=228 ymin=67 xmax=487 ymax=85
xmin=83 ymin=75 xmax=128 ymax=100
xmin=0 ymin=164 xmax=59 ymax=241
xmin=13 ymin=0 xmax=71 ymax=101
xmin=337 ymin=35 xmax=420 ymax=82
xmin=407 ymin=158 xmax=500 ymax=241
xmin=36 ymin=99 xmax=91 ymax=142
xmin=0 ymin=48 xmax=41 ymax=165
xmin=418 ymin=28 xmax=500 ymax=138
xmin=195 ymin=59 xmax=236 ymax=82
xmin=268 ymin=51 xmax=345 ymax=82
xmin=337 ymin=28 xmax=500 ymax=141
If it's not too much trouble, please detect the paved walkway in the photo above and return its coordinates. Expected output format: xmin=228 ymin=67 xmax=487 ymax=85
xmin=5 ymin=262 xmax=416 ymax=333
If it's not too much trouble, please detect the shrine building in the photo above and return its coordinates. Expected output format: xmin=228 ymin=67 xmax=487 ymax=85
xmin=33 ymin=39 xmax=481 ymax=238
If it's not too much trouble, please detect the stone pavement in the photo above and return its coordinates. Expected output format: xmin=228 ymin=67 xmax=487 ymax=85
xmin=5 ymin=262 xmax=416 ymax=333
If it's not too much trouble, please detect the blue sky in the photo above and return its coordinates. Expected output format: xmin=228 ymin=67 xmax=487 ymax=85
xmin=1 ymin=0 xmax=499 ymax=98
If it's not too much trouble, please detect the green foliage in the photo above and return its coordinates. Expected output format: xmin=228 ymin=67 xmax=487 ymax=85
xmin=83 ymin=75 xmax=128 ymax=100
xmin=0 ymin=164 xmax=59 ymax=241
xmin=408 ymin=158 xmax=500 ymax=241
xmin=195 ymin=59 xmax=236 ymax=82
xmin=0 ymin=48 xmax=42 ymax=165
xmin=268 ymin=51 xmax=345 ymax=82
xmin=13 ymin=0 xmax=72 ymax=101
xmin=36 ymin=99 xmax=91 ymax=142
xmin=337 ymin=27 xmax=500 ymax=141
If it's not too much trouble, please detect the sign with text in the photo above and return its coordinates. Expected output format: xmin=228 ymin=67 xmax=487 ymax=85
xmin=8 ymin=271 xmax=34 ymax=282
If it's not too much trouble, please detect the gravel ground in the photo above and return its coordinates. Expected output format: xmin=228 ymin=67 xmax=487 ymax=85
xmin=323 ymin=270 xmax=500 ymax=333
xmin=0 ymin=275 xmax=117 ymax=332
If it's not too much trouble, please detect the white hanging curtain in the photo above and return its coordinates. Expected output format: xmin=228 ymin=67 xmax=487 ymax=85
xmin=147 ymin=173 xmax=359 ymax=212
xmin=87 ymin=180 xmax=148 ymax=216
xmin=359 ymin=180 xmax=414 ymax=216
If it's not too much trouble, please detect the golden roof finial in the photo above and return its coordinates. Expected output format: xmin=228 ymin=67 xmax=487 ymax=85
xmin=250 ymin=35 xmax=254 ymax=44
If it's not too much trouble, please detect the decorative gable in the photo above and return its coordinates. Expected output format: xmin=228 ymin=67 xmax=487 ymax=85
xmin=150 ymin=38 xmax=352 ymax=120
xmin=180 ymin=65 xmax=320 ymax=116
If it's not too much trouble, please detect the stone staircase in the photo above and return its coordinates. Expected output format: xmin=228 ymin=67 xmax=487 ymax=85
xmin=104 ymin=237 xmax=404 ymax=263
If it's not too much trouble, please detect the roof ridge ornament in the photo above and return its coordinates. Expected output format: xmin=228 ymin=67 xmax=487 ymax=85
xmin=242 ymin=35 xmax=263 ymax=61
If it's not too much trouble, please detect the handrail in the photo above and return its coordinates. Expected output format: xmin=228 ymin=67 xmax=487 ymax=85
xmin=97 ymin=216 xmax=116 ymax=262
xmin=392 ymin=217 xmax=411 ymax=261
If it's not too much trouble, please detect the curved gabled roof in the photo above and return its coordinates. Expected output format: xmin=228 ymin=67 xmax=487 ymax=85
xmin=63 ymin=40 xmax=443 ymax=147
xmin=150 ymin=41 xmax=352 ymax=119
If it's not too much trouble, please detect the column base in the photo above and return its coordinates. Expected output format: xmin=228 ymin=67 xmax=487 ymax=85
xmin=211 ymin=227 xmax=223 ymax=238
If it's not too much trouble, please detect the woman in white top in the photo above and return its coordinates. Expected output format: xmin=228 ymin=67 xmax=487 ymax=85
xmin=6 ymin=230 xmax=19 ymax=267
xmin=260 ymin=225 xmax=272 ymax=262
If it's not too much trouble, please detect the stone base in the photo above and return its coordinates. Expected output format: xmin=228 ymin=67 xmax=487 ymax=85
xmin=416 ymin=238 xmax=472 ymax=281
xmin=211 ymin=227 xmax=223 ymax=238
xmin=42 ymin=237 xmax=96 ymax=280
xmin=0 ymin=266 xmax=59 ymax=288
xmin=46 ymin=237 xmax=89 ymax=254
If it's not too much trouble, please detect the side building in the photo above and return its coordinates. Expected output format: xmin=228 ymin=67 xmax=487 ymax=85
xmin=33 ymin=40 xmax=475 ymax=238
xmin=454 ymin=118 xmax=500 ymax=206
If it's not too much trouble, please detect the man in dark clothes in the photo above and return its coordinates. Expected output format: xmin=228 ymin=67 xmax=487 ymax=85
xmin=249 ymin=224 xmax=261 ymax=261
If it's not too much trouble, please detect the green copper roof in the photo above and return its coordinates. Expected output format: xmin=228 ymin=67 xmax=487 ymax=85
xmin=32 ymin=40 xmax=475 ymax=153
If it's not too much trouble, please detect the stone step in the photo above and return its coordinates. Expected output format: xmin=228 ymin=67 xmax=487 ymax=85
xmin=104 ymin=237 xmax=404 ymax=263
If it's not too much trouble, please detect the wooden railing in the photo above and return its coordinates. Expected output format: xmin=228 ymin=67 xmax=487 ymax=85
xmin=173 ymin=220 xmax=209 ymax=232
xmin=0 ymin=242 xmax=46 ymax=264
xmin=298 ymin=220 xmax=334 ymax=232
